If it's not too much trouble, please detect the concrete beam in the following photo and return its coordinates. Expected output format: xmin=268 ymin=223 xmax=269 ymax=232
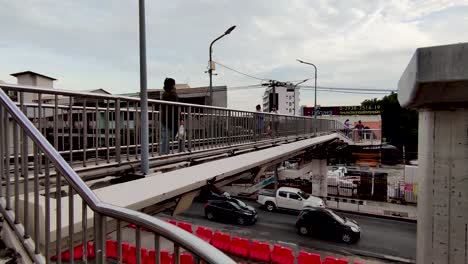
xmin=398 ymin=42 xmax=468 ymax=108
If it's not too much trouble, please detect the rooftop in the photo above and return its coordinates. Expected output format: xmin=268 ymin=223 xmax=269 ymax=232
xmin=10 ymin=71 xmax=57 ymax=81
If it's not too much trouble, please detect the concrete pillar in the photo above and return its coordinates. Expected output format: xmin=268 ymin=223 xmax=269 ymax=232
xmin=310 ymin=159 xmax=328 ymax=198
xmin=398 ymin=43 xmax=468 ymax=264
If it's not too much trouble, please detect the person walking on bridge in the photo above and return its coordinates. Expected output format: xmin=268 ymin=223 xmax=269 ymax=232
xmin=255 ymin=104 xmax=264 ymax=139
xmin=160 ymin=78 xmax=179 ymax=155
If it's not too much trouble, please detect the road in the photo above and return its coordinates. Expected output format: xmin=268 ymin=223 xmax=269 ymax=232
xmin=168 ymin=200 xmax=416 ymax=263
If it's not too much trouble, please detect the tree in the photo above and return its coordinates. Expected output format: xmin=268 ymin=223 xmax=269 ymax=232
xmin=362 ymin=93 xmax=418 ymax=156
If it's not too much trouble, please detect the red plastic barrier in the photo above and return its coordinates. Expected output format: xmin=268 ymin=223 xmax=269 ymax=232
xmin=229 ymin=237 xmax=249 ymax=258
xmin=211 ymin=232 xmax=231 ymax=252
xmin=141 ymin=247 xmax=149 ymax=264
xmin=166 ymin=219 xmax=177 ymax=225
xmin=249 ymin=240 xmax=271 ymax=262
xmin=177 ymin=221 xmax=193 ymax=233
xmin=148 ymin=250 xmax=173 ymax=264
xmin=271 ymin=244 xmax=294 ymax=264
xmin=51 ymin=241 xmax=98 ymax=261
xmin=128 ymin=245 xmax=137 ymax=264
xmin=196 ymin=226 xmax=213 ymax=243
xmin=336 ymin=259 xmax=349 ymax=264
xmin=87 ymin=241 xmax=95 ymax=259
xmin=297 ymin=251 xmax=322 ymax=264
xmin=122 ymin=243 xmax=130 ymax=263
xmin=180 ymin=253 xmax=194 ymax=264
xmin=106 ymin=240 xmax=118 ymax=259
xmin=324 ymin=256 xmax=337 ymax=264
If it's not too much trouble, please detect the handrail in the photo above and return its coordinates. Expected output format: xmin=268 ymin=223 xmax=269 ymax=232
xmin=0 ymin=87 xmax=236 ymax=263
xmin=1 ymin=82 xmax=315 ymax=118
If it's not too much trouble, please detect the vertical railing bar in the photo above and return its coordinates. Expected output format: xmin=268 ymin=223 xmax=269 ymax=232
xmin=115 ymin=99 xmax=121 ymax=165
xmin=127 ymin=102 xmax=130 ymax=160
xmin=69 ymin=97 xmax=73 ymax=166
xmin=33 ymin=144 xmax=40 ymax=253
xmin=174 ymin=244 xmax=180 ymax=264
xmin=188 ymin=106 xmax=192 ymax=152
xmin=56 ymin=171 xmax=62 ymax=264
xmin=135 ymin=102 xmax=139 ymax=160
xmin=54 ymin=95 xmax=58 ymax=150
xmin=154 ymin=234 xmax=160 ymax=264
xmin=83 ymin=98 xmax=87 ymax=167
xmin=4 ymin=107 xmax=11 ymax=210
xmin=61 ymin=108 xmax=65 ymax=152
xmin=20 ymin=92 xmax=30 ymax=238
xmin=68 ymin=185 xmax=75 ymax=263
xmin=117 ymin=220 xmax=122 ymax=263
xmin=151 ymin=104 xmax=155 ymax=156
xmin=95 ymin=99 xmax=99 ymax=166
xmin=106 ymin=100 xmax=110 ymax=163
xmin=136 ymin=228 xmax=141 ymax=264
xmin=44 ymin=157 xmax=51 ymax=263
xmin=0 ymin=107 xmax=4 ymax=199
xmin=38 ymin=93 xmax=43 ymax=173
xmin=13 ymin=122 xmax=20 ymax=223
xmin=82 ymin=200 xmax=88 ymax=263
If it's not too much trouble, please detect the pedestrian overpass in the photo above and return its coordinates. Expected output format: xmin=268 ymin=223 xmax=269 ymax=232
xmin=0 ymin=82 xmax=364 ymax=263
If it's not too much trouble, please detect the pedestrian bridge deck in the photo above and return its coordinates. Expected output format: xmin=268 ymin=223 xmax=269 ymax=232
xmin=19 ymin=133 xmax=340 ymax=246
xmin=94 ymin=133 xmax=339 ymax=210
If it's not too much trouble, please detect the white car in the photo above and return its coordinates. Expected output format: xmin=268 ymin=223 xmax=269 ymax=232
xmin=257 ymin=187 xmax=325 ymax=212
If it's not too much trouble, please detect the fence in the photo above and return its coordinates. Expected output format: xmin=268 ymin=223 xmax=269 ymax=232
xmin=0 ymin=87 xmax=239 ymax=263
xmin=1 ymin=83 xmax=342 ymax=170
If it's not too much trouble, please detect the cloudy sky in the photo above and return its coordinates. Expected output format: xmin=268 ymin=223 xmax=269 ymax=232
xmin=1 ymin=0 xmax=467 ymax=110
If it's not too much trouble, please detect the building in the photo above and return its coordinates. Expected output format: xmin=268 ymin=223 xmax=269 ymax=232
xmin=9 ymin=71 xmax=57 ymax=103
xmin=147 ymin=85 xmax=227 ymax=107
xmin=262 ymin=85 xmax=300 ymax=115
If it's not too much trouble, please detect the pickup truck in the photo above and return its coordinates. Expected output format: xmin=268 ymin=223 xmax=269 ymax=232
xmin=257 ymin=187 xmax=324 ymax=212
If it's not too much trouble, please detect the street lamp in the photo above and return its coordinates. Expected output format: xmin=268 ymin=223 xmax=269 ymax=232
xmin=296 ymin=59 xmax=318 ymax=120
xmin=208 ymin=25 xmax=236 ymax=105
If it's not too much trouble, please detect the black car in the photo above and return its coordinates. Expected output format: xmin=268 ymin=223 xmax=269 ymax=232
xmin=295 ymin=208 xmax=361 ymax=243
xmin=204 ymin=198 xmax=258 ymax=225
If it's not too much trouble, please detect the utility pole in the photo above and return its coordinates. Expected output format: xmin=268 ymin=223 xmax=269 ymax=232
xmin=138 ymin=0 xmax=149 ymax=174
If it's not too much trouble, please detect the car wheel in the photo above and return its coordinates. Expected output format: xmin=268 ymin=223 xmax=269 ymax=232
xmin=206 ymin=211 xmax=214 ymax=221
xmin=237 ymin=217 xmax=245 ymax=225
xmin=341 ymin=233 xmax=352 ymax=243
xmin=298 ymin=226 xmax=309 ymax=236
xmin=265 ymin=202 xmax=276 ymax=212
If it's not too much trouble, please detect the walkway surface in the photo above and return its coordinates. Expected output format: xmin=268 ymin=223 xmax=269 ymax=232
xmin=95 ymin=134 xmax=339 ymax=210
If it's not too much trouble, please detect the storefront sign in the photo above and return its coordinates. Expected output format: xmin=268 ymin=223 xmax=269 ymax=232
xmin=303 ymin=105 xmax=381 ymax=116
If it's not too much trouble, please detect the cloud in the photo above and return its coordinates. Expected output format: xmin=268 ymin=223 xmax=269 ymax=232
xmin=1 ymin=0 xmax=467 ymax=110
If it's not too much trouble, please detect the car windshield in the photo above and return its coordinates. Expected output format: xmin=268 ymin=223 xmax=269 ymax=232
xmin=327 ymin=209 xmax=346 ymax=224
xmin=298 ymin=191 xmax=310 ymax=199
xmin=231 ymin=199 xmax=248 ymax=208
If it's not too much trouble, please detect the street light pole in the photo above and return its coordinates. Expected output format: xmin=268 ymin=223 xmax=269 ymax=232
xmin=139 ymin=0 xmax=149 ymax=174
xmin=296 ymin=59 xmax=317 ymax=120
xmin=208 ymin=25 xmax=236 ymax=105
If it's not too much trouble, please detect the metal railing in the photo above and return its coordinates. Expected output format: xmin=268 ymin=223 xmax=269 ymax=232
xmin=1 ymin=83 xmax=342 ymax=171
xmin=0 ymin=87 xmax=236 ymax=263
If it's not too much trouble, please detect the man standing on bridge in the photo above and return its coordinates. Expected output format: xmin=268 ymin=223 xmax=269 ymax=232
xmin=160 ymin=78 xmax=179 ymax=155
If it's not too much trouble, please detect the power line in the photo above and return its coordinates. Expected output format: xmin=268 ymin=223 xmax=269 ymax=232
xmin=213 ymin=61 xmax=267 ymax=81
xmin=227 ymin=85 xmax=392 ymax=95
